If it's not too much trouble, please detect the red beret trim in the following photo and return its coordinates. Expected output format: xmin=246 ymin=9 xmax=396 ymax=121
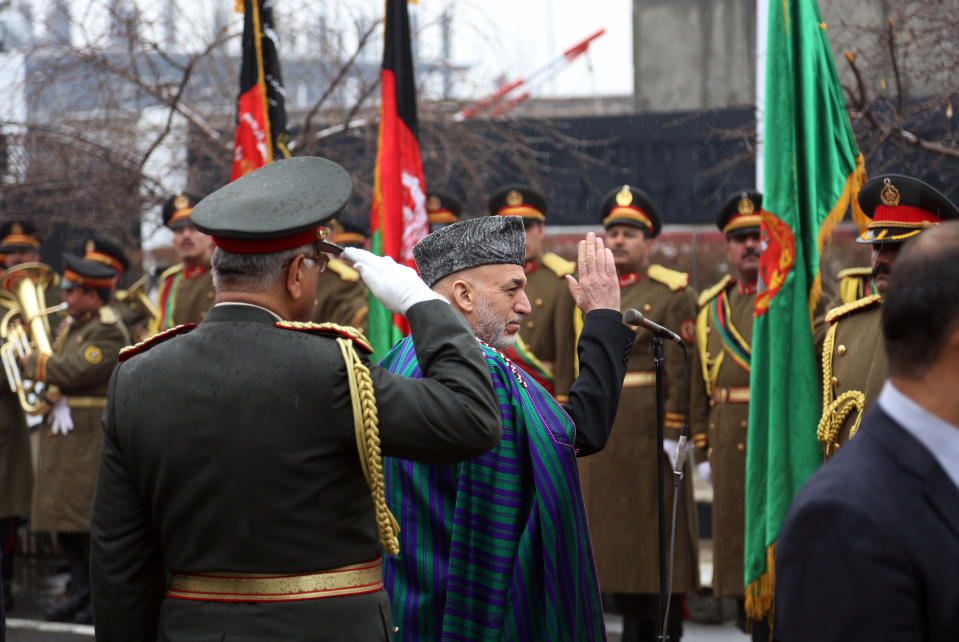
xmin=870 ymin=205 xmax=940 ymax=227
xmin=213 ymin=227 xmax=323 ymax=254
xmin=119 ymin=323 xmax=197 ymax=362
xmin=64 ymin=269 xmax=116 ymax=289
xmin=85 ymin=251 xmax=125 ymax=274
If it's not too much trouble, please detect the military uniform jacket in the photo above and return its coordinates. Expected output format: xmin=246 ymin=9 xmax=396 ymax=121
xmin=695 ymin=276 xmax=754 ymax=597
xmin=816 ymin=295 xmax=885 ymax=458
xmin=512 ymin=253 xmax=577 ymax=401
xmin=0 ymin=296 xmax=32 ymax=519
xmin=25 ymin=307 xmax=129 ymax=532
xmin=311 ymin=258 xmax=368 ymax=332
xmin=578 ymin=265 xmax=703 ymax=594
xmin=90 ymin=300 xmax=501 ymax=642
xmin=152 ymin=262 xmax=215 ymax=332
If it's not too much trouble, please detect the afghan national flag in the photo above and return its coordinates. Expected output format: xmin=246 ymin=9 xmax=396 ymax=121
xmin=368 ymin=0 xmax=429 ymax=361
xmin=231 ymin=0 xmax=290 ymax=181
xmin=744 ymin=0 xmax=867 ymax=620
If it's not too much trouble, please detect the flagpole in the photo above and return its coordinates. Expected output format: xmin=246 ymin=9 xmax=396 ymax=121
xmin=756 ymin=0 xmax=767 ymax=192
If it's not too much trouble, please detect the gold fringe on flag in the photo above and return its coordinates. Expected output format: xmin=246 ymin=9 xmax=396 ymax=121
xmin=744 ymin=542 xmax=777 ymax=621
xmin=808 ymin=153 xmax=867 ymax=323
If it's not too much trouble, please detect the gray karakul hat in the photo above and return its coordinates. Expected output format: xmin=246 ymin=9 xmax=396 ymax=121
xmin=190 ymin=156 xmax=352 ymax=255
xmin=413 ymin=215 xmax=526 ymax=287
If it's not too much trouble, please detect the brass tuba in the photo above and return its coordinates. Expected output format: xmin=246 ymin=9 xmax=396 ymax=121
xmin=115 ymin=274 xmax=159 ymax=326
xmin=0 ymin=263 xmax=68 ymax=415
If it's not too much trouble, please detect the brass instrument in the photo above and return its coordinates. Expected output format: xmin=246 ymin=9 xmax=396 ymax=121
xmin=0 ymin=263 xmax=69 ymax=415
xmin=115 ymin=274 xmax=159 ymax=324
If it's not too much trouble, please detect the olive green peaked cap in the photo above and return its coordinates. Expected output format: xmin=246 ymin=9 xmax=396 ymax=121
xmin=191 ymin=156 xmax=352 ymax=254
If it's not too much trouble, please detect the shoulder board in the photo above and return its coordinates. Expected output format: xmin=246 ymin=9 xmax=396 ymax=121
xmin=825 ymin=294 xmax=882 ymax=324
xmin=119 ymin=323 xmax=197 ymax=362
xmin=274 ymin=321 xmax=373 ymax=354
xmin=648 ymin=264 xmax=690 ymax=292
xmin=160 ymin=263 xmax=184 ymax=280
xmin=541 ymin=252 xmax=576 ymax=278
xmin=697 ymin=275 xmax=733 ymax=308
xmin=98 ymin=306 xmax=118 ymax=325
xmin=326 ymin=257 xmax=360 ymax=283
xmin=837 ymin=266 xmax=872 ymax=279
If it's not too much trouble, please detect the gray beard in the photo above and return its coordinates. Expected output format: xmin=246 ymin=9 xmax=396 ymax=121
xmin=473 ymin=294 xmax=517 ymax=351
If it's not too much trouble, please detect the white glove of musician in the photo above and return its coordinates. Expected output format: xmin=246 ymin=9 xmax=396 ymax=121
xmin=342 ymin=248 xmax=446 ymax=315
xmin=50 ymin=396 xmax=74 ymax=435
xmin=663 ymin=438 xmax=679 ymax=470
xmin=697 ymin=461 xmax=713 ymax=485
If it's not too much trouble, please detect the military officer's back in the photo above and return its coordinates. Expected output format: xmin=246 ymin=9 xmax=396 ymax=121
xmin=90 ymin=157 xmax=501 ymax=641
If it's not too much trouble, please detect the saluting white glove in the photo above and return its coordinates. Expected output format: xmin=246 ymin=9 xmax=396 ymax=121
xmin=342 ymin=248 xmax=445 ymax=315
xmin=50 ymin=396 xmax=74 ymax=435
xmin=663 ymin=438 xmax=679 ymax=469
xmin=697 ymin=461 xmax=712 ymax=485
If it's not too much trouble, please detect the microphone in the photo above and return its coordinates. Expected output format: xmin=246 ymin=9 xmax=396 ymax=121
xmin=623 ymin=308 xmax=683 ymax=344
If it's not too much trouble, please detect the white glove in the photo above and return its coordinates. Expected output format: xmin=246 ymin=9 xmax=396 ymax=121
xmin=697 ymin=460 xmax=712 ymax=485
xmin=341 ymin=248 xmax=445 ymax=315
xmin=50 ymin=396 xmax=74 ymax=435
xmin=663 ymin=438 xmax=678 ymax=469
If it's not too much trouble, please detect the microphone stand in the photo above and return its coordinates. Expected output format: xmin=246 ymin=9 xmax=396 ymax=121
xmin=652 ymin=335 xmax=668 ymax=642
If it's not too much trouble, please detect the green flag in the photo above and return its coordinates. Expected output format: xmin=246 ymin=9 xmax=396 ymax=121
xmin=744 ymin=0 xmax=866 ymax=620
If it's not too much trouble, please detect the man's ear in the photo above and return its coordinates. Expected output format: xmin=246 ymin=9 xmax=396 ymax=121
xmin=449 ymin=279 xmax=475 ymax=313
xmin=285 ymin=254 xmax=304 ymax=299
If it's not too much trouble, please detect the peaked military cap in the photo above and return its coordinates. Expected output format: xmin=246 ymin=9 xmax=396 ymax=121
xmin=82 ymin=236 xmax=130 ymax=276
xmin=717 ymin=191 xmax=763 ymax=237
xmin=414 ymin=215 xmax=526 ymax=287
xmin=427 ymin=190 xmax=462 ymax=229
xmin=857 ymin=174 xmax=959 ymax=244
xmin=62 ymin=252 xmax=118 ymax=290
xmin=190 ymin=156 xmax=351 ymax=255
xmin=487 ymin=184 xmax=547 ymax=222
xmin=330 ymin=217 xmax=368 ymax=248
xmin=162 ymin=192 xmax=203 ymax=231
xmin=0 ymin=220 xmax=42 ymax=252
xmin=600 ymin=185 xmax=662 ymax=238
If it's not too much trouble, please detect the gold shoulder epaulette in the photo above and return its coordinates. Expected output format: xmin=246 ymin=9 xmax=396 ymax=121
xmin=697 ymin=275 xmax=733 ymax=308
xmin=326 ymin=257 xmax=361 ymax=283
xmin=825 ymin=293 xmax=882 ymax=324
xmin=274 ymin=321 xmax=373 ymax=354
xmin=159 ymin=263 xmax=184 ymax=280
xmin=541 ymin=252 xmax=576 ymax=278
xmin=119 ymin=323 xmax=197 ymax=362
xmin=837 ymin=266 xmax=872 ymax=279
xmin=98 ymin=306 xmax=118 ymax=325
xmin=648 ymin=264 xmax=689 ymax=292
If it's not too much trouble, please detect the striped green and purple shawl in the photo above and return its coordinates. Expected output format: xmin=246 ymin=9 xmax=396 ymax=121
xmin=382 ymin=336 xmax=606 ymax=641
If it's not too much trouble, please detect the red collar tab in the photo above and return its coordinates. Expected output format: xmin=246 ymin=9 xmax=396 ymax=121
xmin=524 ymin=260 xmax=538 ymax=274
xmin=737 ymin=279 xmax=757 ymax=295
xmin=183 ymin=264 xmax=209 ymax=279
xmin=618 ymin=272 xmax=642 ymax=288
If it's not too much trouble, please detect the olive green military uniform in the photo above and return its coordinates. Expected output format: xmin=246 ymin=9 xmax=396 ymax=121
xmin=578 ymin=265 xmax=702 ymax=595
xmin=515 ymin=253 xmax=577 ymax=401
xmin=151 ymin=263 xmax=215 ymax=333
xmin=695 ymin=275 xmax=754 ymax=597
xmin=112 ymin=298 xmax=151 ymax=342
xmin=25 ymin=307 xmax=129 ymax=531
xmin=816 ymin=294 xmax=885 ymax=458
xmin=311 ymin=257 xmax=368 ymax=332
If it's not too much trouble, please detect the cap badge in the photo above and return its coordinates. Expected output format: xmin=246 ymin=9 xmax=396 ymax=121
xmin=173 ymin=194 xmax=189 ymax=210
xmin=738 ymin=196 xmax=755 ymax=215
xmin=880 ymin=179 xmax=900 ymax=207
xmin=315 ymin=227 xmax=330 ymax=241
xmin=615 ymin=187 xmax=633 ymax=207
xmin=11 ymin=223 xmax=22 ymax=234
xmin=85 ymin=239 xmax=95 ymax=254
xmin=506 ymin=190 xmax=523 ymax=207
xmin=427 ymin=194 xmax=441 ymax=211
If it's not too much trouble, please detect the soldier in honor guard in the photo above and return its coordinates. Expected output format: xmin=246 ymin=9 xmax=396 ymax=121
xmin=19 ymin=251 xmax=129 ymax=624
xmin=80 ymin=236 xmax=153 ymax=341
xmin=0 ymin=221 xmax=42 ymax=266
xmin=577 ymin=185 xmax=703 ymax=642
xmin=89 ymin=156 xmax=501 ymax=641
xmin=310 ymin=218 xmax=369 ymax=331
xmin=426 ymin=189 xmax=462 ymax=232
xmin=694 ymin=191 xmax=769 ymax=639
xmin=488 ymin=184 xmax=577 ymax=401
xmin=149 ymin=192 xmax=216 ymax=333
xmin=817 ymin=174 xmax=959 ymax=458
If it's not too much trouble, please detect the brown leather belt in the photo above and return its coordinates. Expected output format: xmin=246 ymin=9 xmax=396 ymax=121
xmin=623 ymin=371 xmax=656 ymax=387
xmin=167 ymin=557 xmax=383 ymax=602
xmin=711 ymin=386 xmax=750 ymax=404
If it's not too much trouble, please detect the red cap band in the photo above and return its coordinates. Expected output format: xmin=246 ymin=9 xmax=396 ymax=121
xmin=64 ymin=269 xmax=116 ymax=289
xmin=212 ymin=227 xmax=324 ymax=254
xmin=871 ymin=205 xmax=941 ymax=226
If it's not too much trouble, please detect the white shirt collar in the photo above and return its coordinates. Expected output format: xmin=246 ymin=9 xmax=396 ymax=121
xmin=213 ymin=301 xmax=283 ymax=322
xmin=878 ymin=381 xmax=959 ymax=491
